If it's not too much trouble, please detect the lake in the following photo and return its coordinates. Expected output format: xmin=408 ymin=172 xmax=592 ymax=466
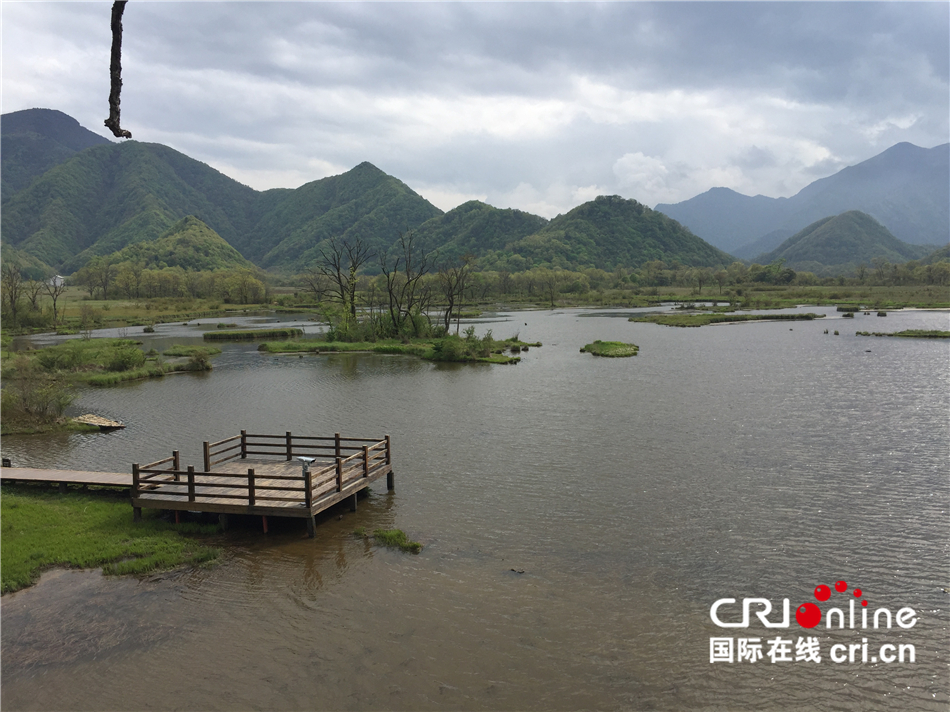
xmin=2 ymin=306 xmax=948 ymax=710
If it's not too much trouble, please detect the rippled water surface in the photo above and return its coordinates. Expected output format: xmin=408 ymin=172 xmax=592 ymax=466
xmin=2 ymin=307 xmax=948 ymax=711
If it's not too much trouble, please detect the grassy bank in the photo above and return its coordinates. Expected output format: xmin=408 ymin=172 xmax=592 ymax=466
xmin=0 ymin=484 xmax=220 ymax=594
xmin=580 ymin=340 xmax=639 ymax=357
xmin=631 ymin=313 xmax=826 ymax=327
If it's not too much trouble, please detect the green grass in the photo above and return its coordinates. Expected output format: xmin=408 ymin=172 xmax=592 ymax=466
xmin=580 ymin=340 xmax=639 ymax=357
xmin=630 ymin=312 xmax=826 ymax=327
xmin=0 ymin=484 xmax=220 ymax=593
xmin=855 ymin=330 xmax=950 ymax=339
xmin=371 ymin=528 xmax=423 ymax=554
xmin=162 ymin=345 xmax=222 ymax=358
xmin=203 ymin=328 xmax=303 ymax=341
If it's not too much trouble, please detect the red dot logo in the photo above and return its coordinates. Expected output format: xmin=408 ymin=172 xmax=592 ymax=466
xmin=835 ymin=580 xmax=847 ymax=592
xmin=796 ymin=602 xmax=822 ymax=628
xmin=815 ymin=584 xmax=831 ymax=601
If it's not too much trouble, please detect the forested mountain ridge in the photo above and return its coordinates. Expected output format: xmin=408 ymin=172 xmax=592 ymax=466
xmin=1 ymin=108 xmax=113 ymax=202
xmin=755 ymin=211 xmax=935 ymax=274
xmin=2 ymin=110 xmax=736 ymax=276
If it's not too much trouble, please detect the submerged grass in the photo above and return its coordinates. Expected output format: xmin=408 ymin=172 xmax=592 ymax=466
xmin=630 ymin=313 xmax=826 ymax=327
xmin=0 ymin=483 xmax=221 ymax=593
xmin=371 ymin=528 xmax=423 ymax=554
xmin=580 ymin=340 xmax=639 ymax=357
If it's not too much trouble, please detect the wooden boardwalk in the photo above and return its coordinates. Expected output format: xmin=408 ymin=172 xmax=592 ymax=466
xmin=132 ymin=431 xmax=393 ymax=537
xmin=1 ymin=467 xmax=132 ymax=489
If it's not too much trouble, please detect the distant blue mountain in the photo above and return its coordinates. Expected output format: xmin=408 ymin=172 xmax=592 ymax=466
xmin=655 ymin=142 xmax=949 ymax=256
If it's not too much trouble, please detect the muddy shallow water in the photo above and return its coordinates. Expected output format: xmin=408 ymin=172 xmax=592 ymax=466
xmin=3 ymin=307 xmax=948 ymax=710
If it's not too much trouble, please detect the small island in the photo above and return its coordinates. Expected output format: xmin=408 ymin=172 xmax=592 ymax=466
xmin=630 ymin=313 xmax=825 ymax=327
xmin=580 ymin=340 xmax=639 ymax=357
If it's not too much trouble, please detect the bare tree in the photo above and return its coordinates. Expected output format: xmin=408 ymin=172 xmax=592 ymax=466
xmin=379 ymin=230 xmax=433 ymax=337
xmin=302 ymin=237 xmax=372 ymax=318
xmin=24 ymin=279 xmax=45 ymax=312
xmin=437 ymin=255 xmax=473 ymax=334
xmin=44 ymin=277 xmax=68 ymax=326
xmin=1 ymin=262 xmax=24 ymax=327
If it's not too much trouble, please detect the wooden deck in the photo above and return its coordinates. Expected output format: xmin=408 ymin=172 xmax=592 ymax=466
xmin=131 ymin=431 xmax=393 ymax=537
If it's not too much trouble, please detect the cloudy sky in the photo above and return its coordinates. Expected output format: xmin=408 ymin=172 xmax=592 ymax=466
xmin=2 ymin=2 xmax=948 ymax=217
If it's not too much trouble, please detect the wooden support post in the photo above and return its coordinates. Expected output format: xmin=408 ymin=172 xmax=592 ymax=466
xmin=385 ymin=434 xmax=392 ymax=465
xmin=304 ymin=467 xmax=313 ymax=510
xmin=59 ymin=482 xmax=67 ymax=494
xmin=336 ymin=457 xmax=343 ymax=492
xmin=262 ymin=515 xmax=269 ymax=534
xmin=387 ymin=470 xmax=394 ymax=491
xmin=306 ymin=516 xmax=316 ymax=539
xmin=173 ymin=450 xmax=181 ymax=481
xmin=335 ymin=432 xmax=341 ymax=460
xmin=187 ymin=465 xmax=196 ymax=502
xmin=363 ymin=445 xmax=369 ymax=477
xmin=203 ymin=441 xmax=211 ymax=472
xmin=385 ymin=434 xmax=394 ymax=490
xmin=248 ymin=469 xmax=256 ymax=506
xmin=240 ymin=430 xmax=247 ymax=459
xmin=218 ymin=514 xmax=229 ymax=531
xmin=133 ymin=507 xmax=142 ymax=522
xmin=349 ymin=492 xmax=358 ymax=512
xmin=286 ymin=431 xmax=293 ymax=460
xmin=132 ymin=463 xmax=140 ymax=499
xmin=175 ymin=511 xmax=180 ymax=524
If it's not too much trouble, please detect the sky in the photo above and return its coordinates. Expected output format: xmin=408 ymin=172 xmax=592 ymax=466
xmin=2 ymin=1 xmax=948 ymax=218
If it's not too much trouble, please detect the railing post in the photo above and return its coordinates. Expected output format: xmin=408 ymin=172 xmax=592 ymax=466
xmin=248 ymin=468 xmax=256 ymax=506
xmin=132 ymin=464 xmax=142 ymax=521
xmin=203 ymin=441 xmax=211 ymax=472
xmin=385 ymin=434 xmax=392 ymax=465
xmin=187 ymin=465 xmax=196 ymax=502
xmin=363 ymin=445 xmax=369 ymax=477
xmin=304 ymin=467 xmax=313 ymax=510
xmin=336 ymin=457 xmax=343 ymax=492
xmin=385 ymin=435 xmax=394 ymax=490
xmin=335 ymin=433 xmax=341 ymax=460
xmin=173 ymin=450 xmax=180 ymax=470
xmin=286 ymin=431 xmax=293 ymax=460
xmin=241 ymin=430 xmax=247 ymax=459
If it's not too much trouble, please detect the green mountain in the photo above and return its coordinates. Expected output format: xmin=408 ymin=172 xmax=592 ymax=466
xmin=496 ymin=195 xmax=733 ymax=271
xmin=248 ymin=162 xmax=443 ymax=269
xmin=2 ymin=110 xmax=731 ymax=276
xmin=1 ymin=140 xmax=259 ymax=272
xmin=756 ymin=211 xmax=934 ymax=272
xmin=413 ymin=200 xmax=549 ymax=263
xmin=1 ymin=108 xmax=113 ymax=202
xmin=107 ymin=216 xmax=255 ymax=271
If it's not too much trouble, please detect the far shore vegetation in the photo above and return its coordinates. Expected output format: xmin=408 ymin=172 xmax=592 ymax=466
xmin=631 ymin=312 xmax=826 ymax=328
xmin=0 ymin=483 xmax=220 ymax=594
xmin=580 ymin=340 xmax=639 ymax=357
xmin=855 ymin=329 xmax=950 ymax=339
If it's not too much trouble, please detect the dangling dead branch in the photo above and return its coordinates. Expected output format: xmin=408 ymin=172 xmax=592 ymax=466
xmin=104 ymin=0 xmax=132 ymax=139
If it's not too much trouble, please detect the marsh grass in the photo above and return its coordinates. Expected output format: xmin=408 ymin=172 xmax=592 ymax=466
xmin=0 ymin=484 xmax=220 ymax=593
xmin=581 ymin=340 xmax=639 ymax=357
xmin=630 ymin=313 xmax=825 ymax=327
xmin=203 ymin=328 xmax=303 ymax=341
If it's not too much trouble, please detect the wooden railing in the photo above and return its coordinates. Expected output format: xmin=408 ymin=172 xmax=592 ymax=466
xmin=203 ymin=430 xmax=391 ymax=471
xmin=133 ymin=434 xmax=391 ymax=510
xmin=134 ymin=451 xmax=181 ymax=485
